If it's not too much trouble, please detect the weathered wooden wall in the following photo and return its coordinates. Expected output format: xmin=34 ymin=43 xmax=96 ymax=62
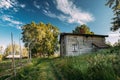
xmin=60 ymin=35 xmax=106 ymax=56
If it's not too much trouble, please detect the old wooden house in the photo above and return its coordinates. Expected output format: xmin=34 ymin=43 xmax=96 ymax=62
xmin=60 ymin=33 xmax=108 ymax=56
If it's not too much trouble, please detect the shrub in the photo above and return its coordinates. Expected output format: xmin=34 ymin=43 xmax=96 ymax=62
xmin=86 ymin=53 xmax=119 ymax=80
xmin=87 ymin=63 xmax=116 ymax=80
xmin=112 ymin=55 xmax=120 ymax=77
xmin=60 ymin=63 xmax=84 ymax=80
xmin=0 ymin=54 xmax=2 ymax=61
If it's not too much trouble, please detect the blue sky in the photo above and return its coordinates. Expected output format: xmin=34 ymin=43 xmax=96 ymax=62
xmin=0 ymin=0 xmax=120 ymax=49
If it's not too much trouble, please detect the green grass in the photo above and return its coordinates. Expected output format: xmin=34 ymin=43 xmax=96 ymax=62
xmin=0 ymin=46 xmax=120 ymax=80
xmin=11 ymin=58 xmax=64 ymax=80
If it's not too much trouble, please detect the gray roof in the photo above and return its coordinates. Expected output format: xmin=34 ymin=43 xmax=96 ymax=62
xmin=60 ymin=33 xmax=108 ymax=43
xmin=60 ymin=33 xmax=108 ymax=37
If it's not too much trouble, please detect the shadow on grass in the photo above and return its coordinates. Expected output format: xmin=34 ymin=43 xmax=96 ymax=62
xmin=50 ymin=61 xmax=64 ymax=80
xmin=60 ymin=64 xmax=84 ymax=80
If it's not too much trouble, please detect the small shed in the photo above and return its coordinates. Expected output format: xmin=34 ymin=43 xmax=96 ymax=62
xmin=60 ymin=33 xmax=109 ymax=56
xmin=6 ymin=55 xmax=21 ymax=59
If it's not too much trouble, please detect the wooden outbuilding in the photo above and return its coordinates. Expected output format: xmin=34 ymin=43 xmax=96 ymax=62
xmin=60 ymin=33 xmax=109 ymax=56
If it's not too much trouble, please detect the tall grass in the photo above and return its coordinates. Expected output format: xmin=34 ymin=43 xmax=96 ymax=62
xmin=1 ymin=46 xmax=119 ymax=80
xmin=52 ymin=46 xmax=120 ymax=80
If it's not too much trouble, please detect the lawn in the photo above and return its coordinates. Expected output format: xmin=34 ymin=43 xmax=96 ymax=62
xmin=0 ymin=46 xmax=120 ymax=80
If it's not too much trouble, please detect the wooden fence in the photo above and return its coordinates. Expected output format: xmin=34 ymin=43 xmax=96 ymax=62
xmin=0 ymin=59 xmax=28 ymax=79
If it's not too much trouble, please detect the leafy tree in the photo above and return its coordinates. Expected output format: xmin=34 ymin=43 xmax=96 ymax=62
xmin=4 ymin=44 xmax=19 ymax=56
xmin=22 ymin=47 xmax=28 ymax=57
xmin=4 ymin=44 xmax=28 ymax=57
xmin=106 ymin=0 xmax=120 ymax=11
xmin=0 ymin=46 xmax=3 ymax=54
xmin=21 ymin=22 xmax=60 ymax=57
xmin=73 ymin=24 xmax=94 ymax=34
xmin=106 ymin=0 xmax=120 ymax=31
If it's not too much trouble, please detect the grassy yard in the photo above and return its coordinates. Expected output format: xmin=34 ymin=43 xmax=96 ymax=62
xmin=10 ymin=58 xmax=65 ymax=80
xmin=0 ymin=46 xmax=120 ymax=80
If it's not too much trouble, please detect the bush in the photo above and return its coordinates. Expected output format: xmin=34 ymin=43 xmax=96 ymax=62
xmin=60 ymin=63 xmax=84 ymax=80
xmin=86 ymin=53 xmax=120 ymax=80
xmin=0 ymin=54 xmax=2 ymax=61
xmin=11 ymin=63 xmax=39 ymax=80
xmin=87 ymin=63 xmax=116 ymax=80
xmin=112 ymin=56 xmax=120 ymax=77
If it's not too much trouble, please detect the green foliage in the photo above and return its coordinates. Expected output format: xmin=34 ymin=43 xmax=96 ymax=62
xmin=14 ymin=64 xmax=39 ymax=80
xmin=3 ymin=44 xmax=28 ymax=58
xmin=106 ymin=0 xmax=120 ymax=11
xmin=11 ymin=58 xmax=60 ymax=80
xmin=87 ymin=63 xmax=116 ymax=80
xmin=0 ymin=54 xmax=2 ymax=61
xmin=106 ymin=0 xmax=120 ymax=31
xmin=22 ymin=22 xmax=60 ymax=57
xmin=52 ymin=46 xmax=120 ymax=80
xmin=86 ymin=54 xmax=117 ymax=80
xmin=4 ymin=44 xmax=20 ymax=55
xmin=110 ymin=11 xmax=120 ymax=31
xmin=1 ymin=46 xmax=120 ymax=80
xmin=73 ymin=24 xmax=94 ymax=34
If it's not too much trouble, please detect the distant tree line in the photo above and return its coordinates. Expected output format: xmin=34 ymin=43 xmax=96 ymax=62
xmin=73 ymin=24 xmax=94 ymax=34
xmin=3 ymin=44 xmax=28 ymax=58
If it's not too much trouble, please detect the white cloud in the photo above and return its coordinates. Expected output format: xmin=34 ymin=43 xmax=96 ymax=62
xmin=106 ymin=30 xmax=120 ymax=45
xmin=33 ymin=1 xmax=41 ymax=9
xmin=43 ymin=10 xmax=68 ymax=22
xmin=0 ymin=0 xmax=16 ymax=9
xmin=56 ymin=0 xmax=94 ymax=24
xmin=43 ymin=10 xmax=57 ymax=18
xmin=2 ymin=15 xmax=23 ymax=25
xmin=43 ymin=0 xmax=94 ymax=24
xmin=20 ymin=4 xmax=26 ymax=8
xmin=1 ymin=15 xmax=23 ymax=29
xmin=0 ymin=0 xmax=25 ymax=12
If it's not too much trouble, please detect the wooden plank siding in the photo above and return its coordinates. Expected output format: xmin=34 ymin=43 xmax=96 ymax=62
xmin=60 ymin=33 xmax=108 ymax=56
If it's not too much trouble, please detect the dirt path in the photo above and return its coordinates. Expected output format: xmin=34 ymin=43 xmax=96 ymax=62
xmin=36 ymin=59 xmax=64 ymax=80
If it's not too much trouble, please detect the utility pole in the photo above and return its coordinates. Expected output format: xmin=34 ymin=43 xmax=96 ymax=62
xmin=19 ymin=35 xmax=22 ymax=62
xmin=19 ymin=35 xmax=22 ymax=67
xmin=11 ymin=32 xmax=16 ymax=77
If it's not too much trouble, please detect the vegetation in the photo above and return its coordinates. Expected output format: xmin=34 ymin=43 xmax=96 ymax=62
xmin=73 ymin=24 xmax=94 ymax=34
xmin=0 ymin=54 xmax=2 ymax=61
xmin=3 ymin=44 xmax=28 ymax=58
xmin=0 ymin=59 xmax=28 ymax=80
xmin=106 ymin=0 xmax=120 ymax=31
xmin=0 ymin=45 xmax=119 ymax=80
xmin=22 ymin=22 xmax=60 ymax=57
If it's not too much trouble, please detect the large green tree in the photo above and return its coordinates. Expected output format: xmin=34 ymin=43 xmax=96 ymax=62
xmin=106 ymin=0 xmax=120 ymax=31
xmin=73 ymin=24 xmax=94 ymax=34
xmin=21 ymin=22 xmax=59 ymax=57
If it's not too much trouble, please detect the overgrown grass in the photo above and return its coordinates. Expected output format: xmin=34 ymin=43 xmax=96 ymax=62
xmin=52 ymin=46 xmax=120 ymax=80
xmin=0 ymin=46 xmax=120 ymax=80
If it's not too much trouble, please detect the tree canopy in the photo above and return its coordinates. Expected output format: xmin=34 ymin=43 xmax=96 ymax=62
xmin=106 ymin=0 xmax=120 ymax=31
xmin=21 ymin=22 xmax=60 ymax=57
xmin=4 ymin=44 xmax=28 ymax=58
xmin=106 ymin=0 xmax=120 ymax=11
xmin=72 ymin=24 xmax=94 ymax=34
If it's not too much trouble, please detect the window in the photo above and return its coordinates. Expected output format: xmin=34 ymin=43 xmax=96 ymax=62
xmin=72 ymin=44 xmax=78 ymax=52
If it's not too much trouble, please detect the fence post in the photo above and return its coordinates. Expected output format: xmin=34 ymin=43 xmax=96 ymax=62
xmin=11 ymin=33 xmax=16 ymax=77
